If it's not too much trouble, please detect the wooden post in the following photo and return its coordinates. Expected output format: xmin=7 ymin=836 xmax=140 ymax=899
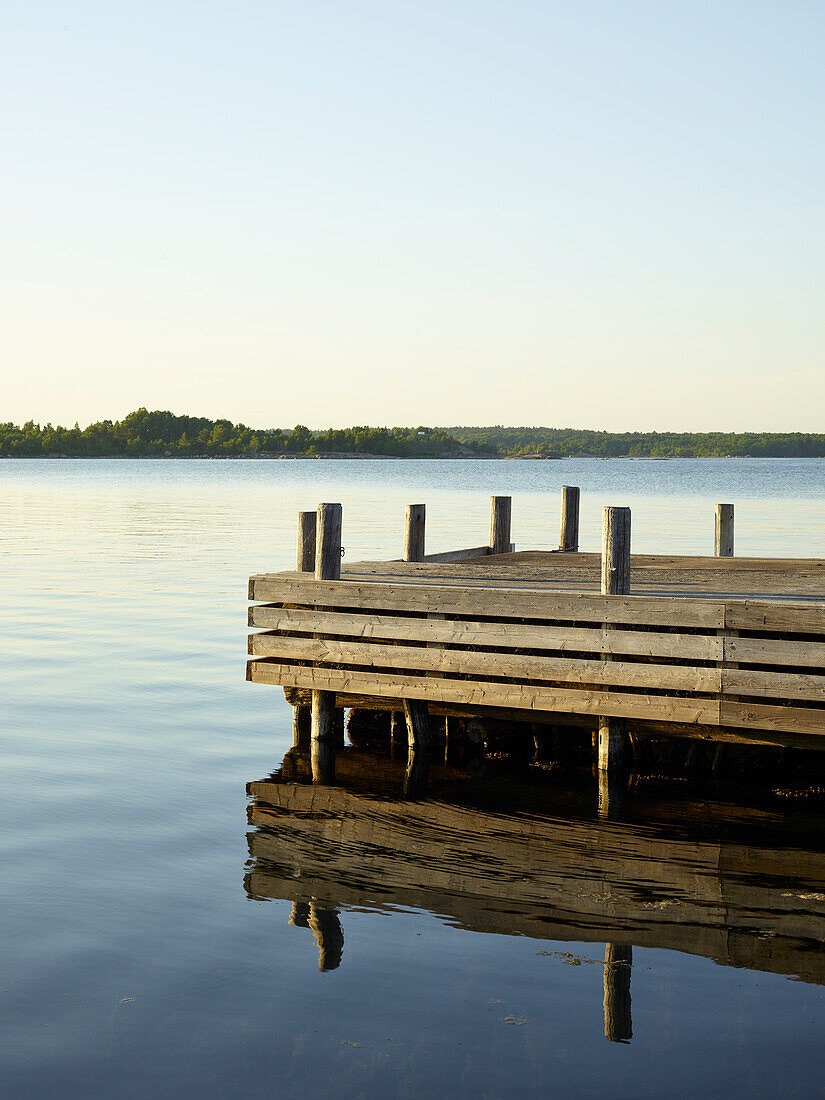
xmin=603 ymin=944 xmax=632 ymax=1042
xmin=315 ymin=503 xmax=342 ymax=582
xmin=296 ymin=511 xmax=317 ymax=572
xmin=311 ymin=503 xmax=343 ymax=782
xmin=311 ymin=689 xmax=338 ymax=784
xmin=489 ymin=495 xmax=512 ymax=555
xmin=598 ymin=507 xmax=631 ymax=813
xmin=715 ymin=503 xmax=734 ymax=557
xmin=601 ymin=506 xmax=631 ymax=597
xmin=403 ymin=504 xmax=426 ymax=562
xmin=559 ymin=486 xmax=580 ymax=551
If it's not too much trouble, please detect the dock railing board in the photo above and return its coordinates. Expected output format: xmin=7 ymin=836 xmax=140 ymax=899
xmin=248 ymin=497 xmax=825 ymax=749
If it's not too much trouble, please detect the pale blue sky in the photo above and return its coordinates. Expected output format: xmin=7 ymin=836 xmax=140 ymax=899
xmin=2 ymin=1 xmax=823 ymax=430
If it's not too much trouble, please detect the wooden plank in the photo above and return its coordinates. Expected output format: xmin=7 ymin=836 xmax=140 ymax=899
xmin=422 ymin=545 xmax=491 ymax=563
xmin=722 ymin=668 xmax=825 ymax=704
xmin=720 ymin=699 xmax=825 ymax=737
xmin=249 ymin=605 xmax=724 ymax=661
xmin=724 ymin=635 xmax=825 ymax=669
xmin=247 ymin=659 xmax=722 ymax=726
xmin=248 ymin=574 xmax=729 ymax=629
xmin=248 ymin=632 xmax=724 ymax=694
xmin=725 ymin=601 xmax=825 ymax=634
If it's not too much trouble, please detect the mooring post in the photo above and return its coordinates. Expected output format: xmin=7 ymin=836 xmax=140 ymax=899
xmin=603 ymin=944 xmax=632 ymax=1042
xmin=598 ymin=507 xmax=631 ymax=814
xmin=310 ymin=502 xmax=343 ymax=783
xmin=296 ymin=510 xmax=317 ymax=572
xmin=403 ymin=504 xmax=426 ymax=562
xmin=489 ymin=495 xmax=512 ymax=555
xmin=715 ymin=503 xmax=734 ymax=557
xmin=560 ymin=486 xmax=580 ymax=551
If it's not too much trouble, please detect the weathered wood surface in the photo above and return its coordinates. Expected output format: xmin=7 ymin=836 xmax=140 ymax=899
xmin=403 ymin=504 xmax=426 ymax=563
xmin=252 ymin=550 xmax=825 ymax=599
xmin=249 ymin=550 xmax=825 ymax=741
xmin=489 ymin=496 xmax=512 ymax=556
xmin=560 ymin=486 xmax=580 ymax=551
xmin=716 ymin=503 xmax=734 ymax=558
xmin=245 ymin=774 xmax=825 ymax=986
xmin=296 ymin=511 xmax=316 ymax=572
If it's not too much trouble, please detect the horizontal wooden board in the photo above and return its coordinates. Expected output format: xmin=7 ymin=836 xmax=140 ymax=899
xmin=247 ymin=658 xmax=722 ymax=726
xmin=249 ymin=573 xmax=729 ymax=629
xmin=720 ymin=699 xmax=825 ymax=737
xmin=249 ymin=605 xmax=725 ymax=661
xmin=249 ymin=632 xmax=724 ymax=694
xmin=723 ymin=668 xmax=825 ymax=704
xmin=725 ymin=635 xmax=825 ymax=669
xmin=724 ymin=601 xmax=825 ymax=634
xmin=422 ymin=545 xmax=491 ymax=563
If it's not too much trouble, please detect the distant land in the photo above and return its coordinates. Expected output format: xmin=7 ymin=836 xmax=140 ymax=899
xmin=2 ymin=409 xmax=824 ymax=459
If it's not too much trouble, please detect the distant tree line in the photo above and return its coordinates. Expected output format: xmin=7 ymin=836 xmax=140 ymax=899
xmin=444 ymin=426 xmax=825 ymax=458
xmin=1 ymin=411 xmax=823 ymax=458
xmin=0 ymin=408 xmax=467 ymax=457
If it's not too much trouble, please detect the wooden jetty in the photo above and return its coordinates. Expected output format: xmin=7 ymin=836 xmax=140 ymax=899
xmin=248 ymin=491 xmax=825 ymax=793
xmin=245 ymin=750 xmax=825 ymax=1040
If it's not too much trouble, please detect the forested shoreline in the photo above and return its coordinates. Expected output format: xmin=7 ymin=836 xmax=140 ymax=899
xmin=1 ymin=408 xmax=823 ymax=458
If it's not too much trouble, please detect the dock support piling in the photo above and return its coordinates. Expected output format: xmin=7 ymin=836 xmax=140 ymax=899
xmin=403 ymin=504 xmax=426 ymax=562
xmin=715 ymin=503 xmax=734 ymax=557
xmin=292 ymin=704 xmax=311 ymax=749
xmin=603 ymin=944 xmax=632 ymax=1042
xmin=598 ymin=507 xmax=631 ymax=814
xmin=311 ymin=503 xmax=343 ymax=782
xmin=560 ymin=486 xmax=580 ymax=551
xmin=489 ymin=496 xmax=512 ymax=555
xmin=296 ymin=511 xmax=317 ymax=572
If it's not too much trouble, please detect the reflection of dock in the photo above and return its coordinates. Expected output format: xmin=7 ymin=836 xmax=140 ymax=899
xmin=245 ymin=756 xmax=825 ymax=990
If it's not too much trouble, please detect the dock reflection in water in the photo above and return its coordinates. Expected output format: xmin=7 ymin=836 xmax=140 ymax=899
xmin=245 ymin=746 xmax=825 ymax=1045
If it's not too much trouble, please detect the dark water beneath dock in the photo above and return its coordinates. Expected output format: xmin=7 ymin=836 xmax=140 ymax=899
xmin=1 ymin=458 xmax=825 ymax=1098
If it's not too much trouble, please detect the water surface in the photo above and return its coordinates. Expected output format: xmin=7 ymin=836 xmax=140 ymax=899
xmin=1 ymin=458 xmax=824 ymax=1098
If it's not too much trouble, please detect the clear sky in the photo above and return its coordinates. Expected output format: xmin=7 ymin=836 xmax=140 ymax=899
xmin=2 ymin=1 xmax=823 ymax=431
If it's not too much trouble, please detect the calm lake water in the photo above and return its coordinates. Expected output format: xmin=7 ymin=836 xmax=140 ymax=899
xmin=2 ymin=457 xmax=825 ymax=1098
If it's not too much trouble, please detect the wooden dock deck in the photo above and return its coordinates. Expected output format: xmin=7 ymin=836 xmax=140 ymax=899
xmin=248 ymin=493 xmax=825 ymax=795
xmin=249 ymin=548 xmax=825 ymax=745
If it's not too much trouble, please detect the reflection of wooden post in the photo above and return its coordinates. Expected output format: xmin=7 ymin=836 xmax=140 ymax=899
xmin=560 ymin=486 xmax=580 ymax=551
xmin=403 ymin=699 xmax=433 ymax=798
xmin=297 ymin=511 xmax=317 ymax=571
xmin=715 ymin=503 xmax=734 ymax=557
xmin=603 ymin=944 xmax=632 ymax=1042
xmin=311 ymin=503 xmax=342 ymax=783
xmin=289 ymin=901 xmax=310 ymax=927
xmin=598 ymin=507 xmax=630 ymax=815
xmin=404 ymin=504 xmax=426 ymax=562
xmin=308 ymin=903 xmax=344 ymax=971
xmin=489 ymin=496 xmax=512 ymax=555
